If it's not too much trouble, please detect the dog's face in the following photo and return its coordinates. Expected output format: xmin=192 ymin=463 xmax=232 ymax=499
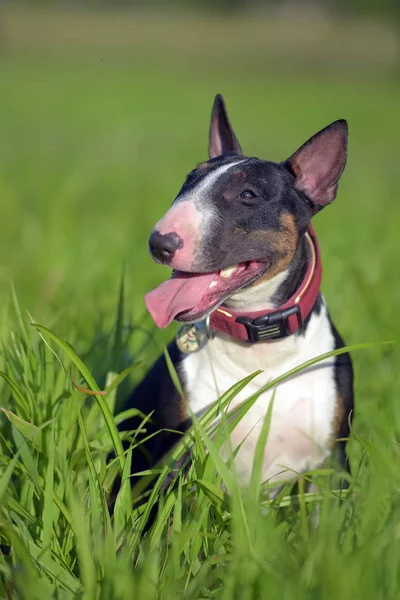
xmin=146 ymin=95 xmax=347 ymax=328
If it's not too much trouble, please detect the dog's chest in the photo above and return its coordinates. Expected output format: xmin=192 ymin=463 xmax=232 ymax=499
xmin=180 ymin=303 xmax=338 ymax=485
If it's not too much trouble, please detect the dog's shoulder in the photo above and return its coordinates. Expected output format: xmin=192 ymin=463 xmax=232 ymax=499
xmin=124 ymin=340 xmax=187 ymax=429
xmin=120 ymin=340 xmax=189 ymax=467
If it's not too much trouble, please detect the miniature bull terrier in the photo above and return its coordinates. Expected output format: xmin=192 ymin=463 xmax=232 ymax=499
xmin=121 ymin=95 xmax=353 ymax=493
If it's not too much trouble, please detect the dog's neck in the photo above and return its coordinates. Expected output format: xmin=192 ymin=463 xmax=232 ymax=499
xmin=224 ymin=234 xmax=309 ymax=314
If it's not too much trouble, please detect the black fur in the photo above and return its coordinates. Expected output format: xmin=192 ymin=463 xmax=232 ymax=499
xmin=165 ymin=156 xmax=313 ymax=274
xmin=329 ymin=318 xmax=354 ymax=476
xmin=120 ymin=341 xmax=188 ymax=473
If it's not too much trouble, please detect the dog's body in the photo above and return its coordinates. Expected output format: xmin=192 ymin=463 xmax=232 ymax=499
xmin=121 ymin=96 xmax=353 ymax=491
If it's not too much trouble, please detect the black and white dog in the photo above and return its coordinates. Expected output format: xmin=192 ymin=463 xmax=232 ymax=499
xmin=121 ymin=95 xmax=353 ymax=491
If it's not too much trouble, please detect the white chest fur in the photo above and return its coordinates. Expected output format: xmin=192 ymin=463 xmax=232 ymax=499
xmin=180 ymin=299 xmax=337 ymax=487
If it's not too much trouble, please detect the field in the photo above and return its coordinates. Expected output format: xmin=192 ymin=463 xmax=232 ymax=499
xmin=0 ymin=7 xmax=400 ymax=598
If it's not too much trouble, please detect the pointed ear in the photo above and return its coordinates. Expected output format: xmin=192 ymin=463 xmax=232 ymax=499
xmin=208 ymin=94 xmax=242 ymax=159
xmin=286 ymin=120 xmax=348 ymax=211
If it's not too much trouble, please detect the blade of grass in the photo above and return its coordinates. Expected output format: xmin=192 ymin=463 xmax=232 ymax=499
xmin=11 ymin=425 xmax=41 ymax=495
xmin=30 ymin=323 xmax=124 ymax=469
xmin=0 ymin=449 xmax=21 ymax=501
xmin=41 ymin=423 xmax=55 ymax=559
xmin=247 ymin=387 xmax=276 ymax=509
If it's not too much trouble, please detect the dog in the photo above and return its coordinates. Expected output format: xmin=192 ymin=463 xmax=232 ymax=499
xmin=120 ymin=94 xmax=354 ymax=495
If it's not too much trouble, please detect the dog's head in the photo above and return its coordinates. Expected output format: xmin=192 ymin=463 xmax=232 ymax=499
xmin=146 ymin=95 xmax=347 ymax=327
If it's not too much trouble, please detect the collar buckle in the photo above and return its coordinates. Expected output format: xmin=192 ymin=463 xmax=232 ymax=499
xmin=236 ymin=305 xmax=303 ymax=343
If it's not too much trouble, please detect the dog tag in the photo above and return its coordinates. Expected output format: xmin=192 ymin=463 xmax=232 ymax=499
xmin=176 ymin=324 xmax=206 ymax=354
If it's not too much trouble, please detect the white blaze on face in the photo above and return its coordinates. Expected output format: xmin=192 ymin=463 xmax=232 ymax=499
xmin=153 ymin=159 xmax=247 ymax=271
xmin=181 ymin=159 xmax=248 ymax=203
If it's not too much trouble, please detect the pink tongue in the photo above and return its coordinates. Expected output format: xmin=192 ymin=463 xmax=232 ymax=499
xmin=145 ymin=271 xmax=216 ymax=328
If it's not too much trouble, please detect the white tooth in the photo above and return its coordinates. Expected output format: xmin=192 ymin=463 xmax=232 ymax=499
xmin=209 ymin=280 xmax=218 ymax=289
xmin=220 ymin=266 xmax=237 ymax=278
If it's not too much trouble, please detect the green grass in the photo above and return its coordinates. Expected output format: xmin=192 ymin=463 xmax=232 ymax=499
xmin=0 ymin=7 xmax=400 ymax=598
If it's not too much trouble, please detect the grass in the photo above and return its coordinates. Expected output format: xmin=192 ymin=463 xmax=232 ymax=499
xmin=0 ymin=6 xmax=400 ymax=598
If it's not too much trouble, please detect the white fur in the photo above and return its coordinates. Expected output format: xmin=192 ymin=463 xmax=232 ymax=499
xmin=180 ymin=274 xmax=337 ymax=489
xmin=178 ymin=159 xmax=247 ymax=207
xmin=227 ymin=268 xmax=289 ymax=312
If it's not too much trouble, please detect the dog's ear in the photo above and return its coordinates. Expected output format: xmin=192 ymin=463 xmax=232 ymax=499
xmin=286 ymin=120 xmax=348 ymax=211
xmin=208 ymin=94 xmax=242 ymax=159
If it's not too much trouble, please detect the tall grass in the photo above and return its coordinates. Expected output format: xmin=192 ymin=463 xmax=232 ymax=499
xmin=0 ymin=288 xmax=397 ymax=599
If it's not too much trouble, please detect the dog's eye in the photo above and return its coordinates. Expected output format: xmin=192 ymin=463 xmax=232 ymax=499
xmin=238 ymin=190 xmax=257 ymax=201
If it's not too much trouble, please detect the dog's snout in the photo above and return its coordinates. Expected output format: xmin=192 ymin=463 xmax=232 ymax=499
xmin=149 ymin=231 xmax=182 ymax=264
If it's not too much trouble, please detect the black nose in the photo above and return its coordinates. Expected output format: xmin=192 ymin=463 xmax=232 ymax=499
xmin=149 ymin=231 xmax=182 ymax=264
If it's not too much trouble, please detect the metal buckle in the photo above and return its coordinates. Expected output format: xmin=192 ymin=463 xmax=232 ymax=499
xmin=236 ymin=305 xmax=303 ymax=343
xmin=204 ymin=315 xmax=214 ymax=340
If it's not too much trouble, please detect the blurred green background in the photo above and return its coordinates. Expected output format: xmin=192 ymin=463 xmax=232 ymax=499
xmin=0 ymin=2 xmax=399 ymax=435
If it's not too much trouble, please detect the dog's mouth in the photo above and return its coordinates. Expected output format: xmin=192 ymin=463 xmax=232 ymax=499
xmin=145 ymin=260 xmax=269 ymax=328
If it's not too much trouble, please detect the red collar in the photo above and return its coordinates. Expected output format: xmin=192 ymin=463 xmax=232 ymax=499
xmin=209 ymin=225 xmax=322 ymax=343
